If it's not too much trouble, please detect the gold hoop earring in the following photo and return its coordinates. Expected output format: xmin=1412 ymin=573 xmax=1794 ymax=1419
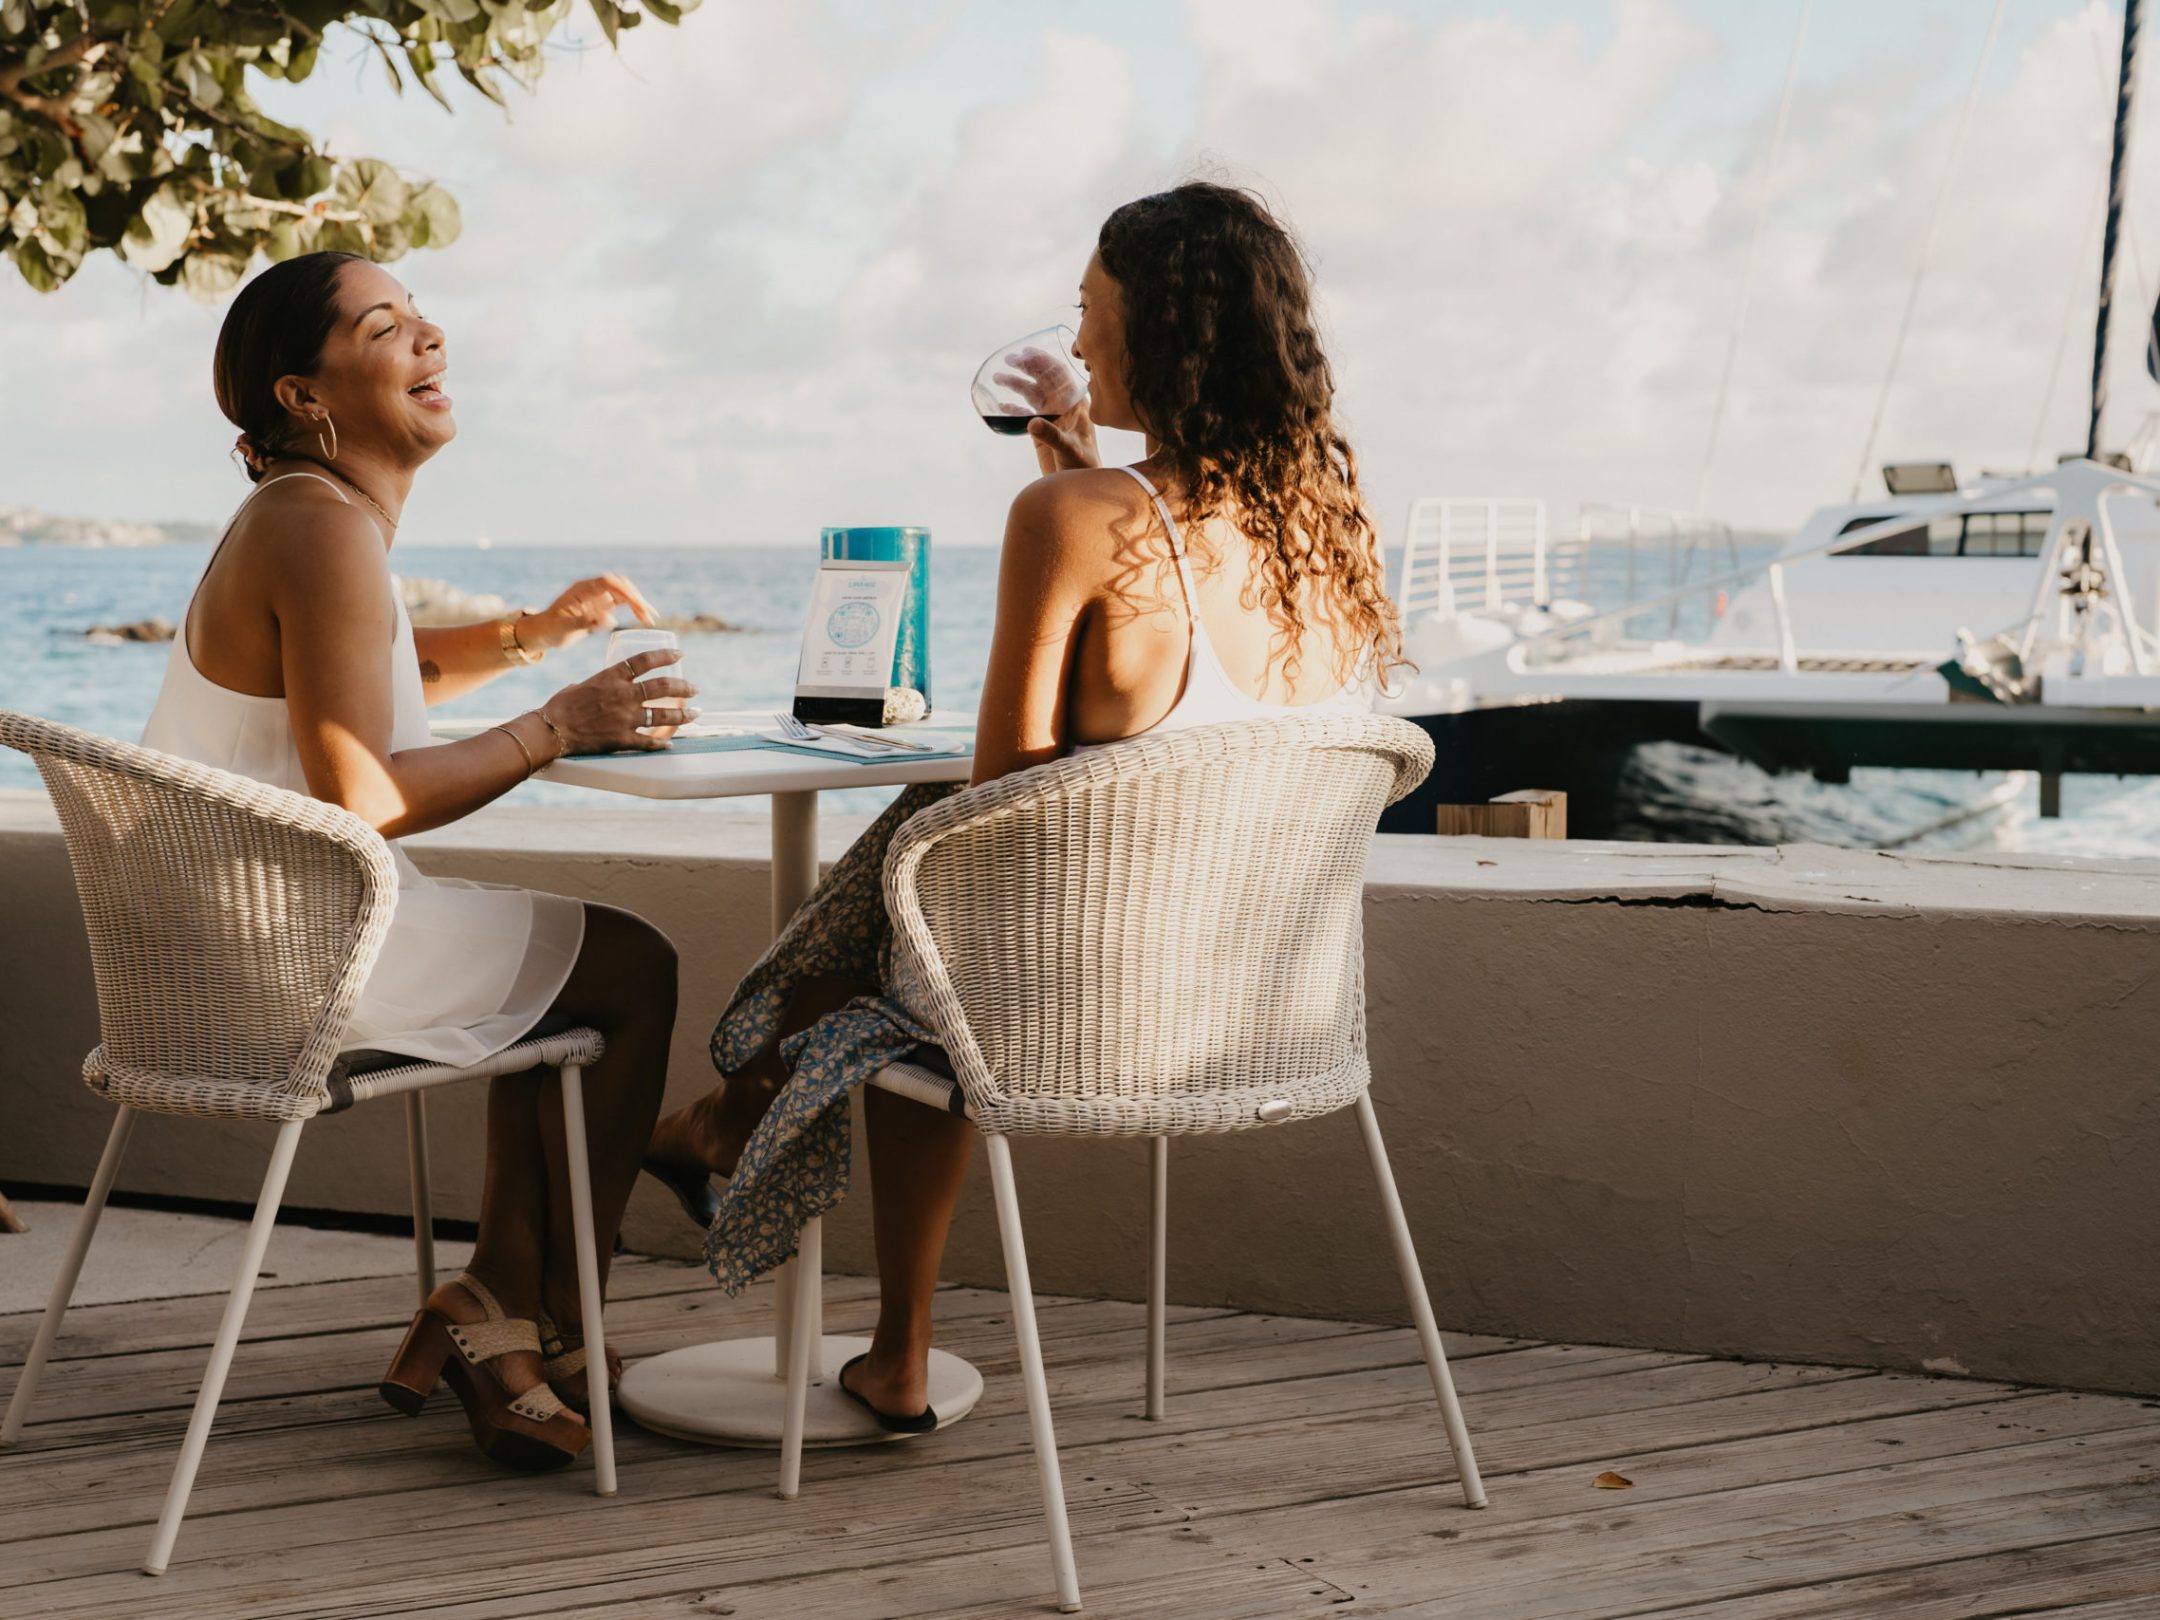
xmin=316 ymin=412 xmax=338 ymax=461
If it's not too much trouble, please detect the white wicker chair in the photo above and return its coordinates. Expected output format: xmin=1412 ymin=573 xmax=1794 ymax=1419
xmin=774 ymin=714 xmax=1487 ymax=1614
xmin=0 ymin=711 xmax=619 ymax=1575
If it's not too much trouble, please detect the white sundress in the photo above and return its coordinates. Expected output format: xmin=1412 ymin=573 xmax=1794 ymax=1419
xmin=141 ymin=471 xmax=584 ymax=1066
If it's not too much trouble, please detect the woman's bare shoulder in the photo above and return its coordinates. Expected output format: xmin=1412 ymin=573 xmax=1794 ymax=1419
xmin=228 ymin=479 xmax=393 ymax=603
xmin=1004 ymin=467 xmax=1161 ymax=582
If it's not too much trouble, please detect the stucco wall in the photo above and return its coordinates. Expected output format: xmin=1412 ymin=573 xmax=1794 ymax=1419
xmin=3 ymin=791 xmax=2154 ymax=1394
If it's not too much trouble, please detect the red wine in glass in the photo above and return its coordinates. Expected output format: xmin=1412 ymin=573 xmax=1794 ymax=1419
xmin=971 ymin=326 xmax=1084 ymax=437
xmin=981 ymin=412 xmax=1053 ymax=436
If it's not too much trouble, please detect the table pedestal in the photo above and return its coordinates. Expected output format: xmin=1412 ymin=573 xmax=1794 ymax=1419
xmin=619 ymin=1333 xmax=986 ymax=1448
xmin=622 ymin=787 xmax=983 ymax=1454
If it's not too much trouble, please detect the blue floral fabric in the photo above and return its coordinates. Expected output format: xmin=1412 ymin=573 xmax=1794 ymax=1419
xmin=703 ymin=783 xmax=958 ymax=1294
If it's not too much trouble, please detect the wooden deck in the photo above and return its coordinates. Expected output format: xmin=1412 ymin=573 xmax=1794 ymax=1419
xmin=4 ymin=1254 xmax=2157 ymax=1618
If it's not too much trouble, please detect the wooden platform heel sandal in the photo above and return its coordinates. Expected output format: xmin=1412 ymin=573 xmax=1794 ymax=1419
xmin=539 ymin=1311 xmax=624 ymax=1418
xmin=379 ymin=1274 xmax=590 ymax=1470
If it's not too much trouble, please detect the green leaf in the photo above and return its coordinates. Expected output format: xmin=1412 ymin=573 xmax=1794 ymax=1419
xmin=334 ymin=158 xmax=408 ymax=227
xmin=178 ymin=247 xmax=248 ymax=301
xmin=404 ymin=181 xmax=461 ymax=249
xmin=263 ymin=218 xmax=304 ymax=261
xmin=175 ymin=50 xmax=222 ymax=109
xmin=10 ymin=236 xmax=65 ymax=292
xmin=120 ymin=178 xmax=193 ymax=272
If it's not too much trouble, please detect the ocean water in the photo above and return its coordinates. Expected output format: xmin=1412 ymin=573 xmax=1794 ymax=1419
xmin=0 ymin=543 xmax=996 ymax=818
xmin=6 ymin=540 xmax=2160 ymax=855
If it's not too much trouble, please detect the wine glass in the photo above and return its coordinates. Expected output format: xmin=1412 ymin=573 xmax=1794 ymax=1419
xmin=605 ymin=626 xmax=683 ymax=727
xmin=971 ymin=325 xmax=1086 ymax=436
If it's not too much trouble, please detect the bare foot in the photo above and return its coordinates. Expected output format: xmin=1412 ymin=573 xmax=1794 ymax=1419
xmin=647 ymin=1066 xmax=786 ymax=1181
xmin=840 ymin=1343 xmax=931 ymax=1421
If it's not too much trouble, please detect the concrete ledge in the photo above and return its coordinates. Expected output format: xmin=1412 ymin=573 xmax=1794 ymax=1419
xmin=3 ymin=790 xmax=2154 ymax=1393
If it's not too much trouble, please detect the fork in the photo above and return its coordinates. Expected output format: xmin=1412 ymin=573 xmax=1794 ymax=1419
xmin=773 ymin=713 xmax=935 ymax=753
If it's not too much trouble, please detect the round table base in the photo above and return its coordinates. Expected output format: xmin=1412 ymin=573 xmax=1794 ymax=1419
xmin=620 ymin=1336 xmax=985 ymax=1448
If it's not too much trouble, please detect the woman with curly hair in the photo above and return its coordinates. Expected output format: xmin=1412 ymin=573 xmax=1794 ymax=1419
xmin=644 ymin=181 xmax=1403 ymax=1426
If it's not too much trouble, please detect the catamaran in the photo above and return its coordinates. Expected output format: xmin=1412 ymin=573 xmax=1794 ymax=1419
xmin=1378 ymin=0 xmax=2160 ymax=838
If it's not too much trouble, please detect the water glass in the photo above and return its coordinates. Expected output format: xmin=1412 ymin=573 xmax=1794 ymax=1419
xmin=606 ymin=627 xmax=683 ymax=725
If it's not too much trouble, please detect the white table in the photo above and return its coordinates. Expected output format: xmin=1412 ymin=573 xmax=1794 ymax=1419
xmin=540 ymin=712 xmax=986 ymax=1450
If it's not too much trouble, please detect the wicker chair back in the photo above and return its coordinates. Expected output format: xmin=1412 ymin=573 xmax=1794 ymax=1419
xmin=0 ymin=711 xmax=398 ymax=1123
xmin=884 ymin=714 xmax=1433 ymax=1136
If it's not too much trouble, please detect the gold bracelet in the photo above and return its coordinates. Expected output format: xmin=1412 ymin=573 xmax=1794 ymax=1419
xmin=490 ymin=722 xmax=539 ymax=776
xmin=531 ymin=709 xmax=568 ymax=761
xmin=499 ymin=614 xmax=542 ymax=667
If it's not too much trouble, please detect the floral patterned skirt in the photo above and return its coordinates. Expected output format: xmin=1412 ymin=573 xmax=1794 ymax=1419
xmin=703 ymin=783 xmax=959 ymax=1293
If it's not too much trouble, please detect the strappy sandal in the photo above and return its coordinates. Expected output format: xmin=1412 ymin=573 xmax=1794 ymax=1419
xmin=379 ymin=1274 xmax=590 ymax=1471
xmin=538 ymin=1311 xmax=624 ymax=1417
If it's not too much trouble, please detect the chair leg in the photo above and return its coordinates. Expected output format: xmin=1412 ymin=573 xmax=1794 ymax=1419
xmin=557 ymin=1065 xmax=617 ymax=1499
xmin=1353 ymin=1093 xmax=1487 ymax=1509
xmin=2 ymin=1106 xmax=138 ymax=1446
xmin=144 ymin=1117 xmax=305 ymax=1575
xmin=778 ymin=1216 xmax=821 ymax=1501
xmin=1146 ymin=1134 xmax=1168 ymax=1421
xmin=404 ymin=1092 xmax=437 ymax=1306
xmin=986 ymin=1136 xmax=1083 ymax=1614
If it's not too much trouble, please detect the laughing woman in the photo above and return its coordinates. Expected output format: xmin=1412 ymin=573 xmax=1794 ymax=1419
xmin=142 ymin=250 xmax=698 ymax=1470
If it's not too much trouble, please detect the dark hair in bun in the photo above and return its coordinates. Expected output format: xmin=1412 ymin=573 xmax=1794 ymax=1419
xmin=213 ymin=251 xmax=368 ymax=481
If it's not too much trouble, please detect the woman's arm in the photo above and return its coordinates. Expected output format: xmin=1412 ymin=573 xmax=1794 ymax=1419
xmin=275 ymin=511 xmax=690 ymax=838
xmin=970 ymin=477 xmax=1099 ymax=786
xmin=412 ymin=573 xmax=659 ymax=707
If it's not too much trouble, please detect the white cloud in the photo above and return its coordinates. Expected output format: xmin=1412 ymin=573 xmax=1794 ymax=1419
xmin=0 ymin=0 xmax=2152 ymax=555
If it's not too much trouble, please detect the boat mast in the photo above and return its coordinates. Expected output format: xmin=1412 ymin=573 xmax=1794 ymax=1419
xmin=2088 ymin=0 xmax=2145 ymax=459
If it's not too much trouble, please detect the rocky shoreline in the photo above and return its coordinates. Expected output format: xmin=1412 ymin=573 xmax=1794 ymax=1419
xmin=79 ymin=577 xmax=747 ymax=643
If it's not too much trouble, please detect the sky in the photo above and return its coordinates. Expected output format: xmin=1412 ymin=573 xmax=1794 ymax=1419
xmin=3 ymin=0 xmax=2157 ymax=550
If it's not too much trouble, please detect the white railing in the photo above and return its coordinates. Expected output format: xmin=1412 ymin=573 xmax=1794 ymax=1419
xmin=1576 ymin=503 xmax=1741 ymax=638
xmin=1398 ymin=498 xmax=1579 ymax=621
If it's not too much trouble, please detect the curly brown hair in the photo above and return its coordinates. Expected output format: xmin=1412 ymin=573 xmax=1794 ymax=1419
xmin=1096 ymin=182 xmax=1402 ymax=684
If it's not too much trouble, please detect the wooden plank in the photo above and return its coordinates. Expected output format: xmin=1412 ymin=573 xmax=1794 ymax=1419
xmin=1626 ymin=1525 xmax=2160 ymax=1619
xmin=0 ymin=1322 xmax=1580 ymax=1542
xmin=0 ymin=1358 xmax=1875 ymax=1605
xmin=0 ymin=1256 xmax=728 ymax=1367
xmin=11 ymin=1267 xmax=2154 ymax=1620
xmin=1203 ymin=1428 xmax=2160 ymax=1620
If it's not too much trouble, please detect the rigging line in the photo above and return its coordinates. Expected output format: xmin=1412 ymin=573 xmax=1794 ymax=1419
xmin=1691 ymin=0 xmax=1812 ymax=517
xmin=2092 ymin=12 xmax=2153 ymax=365
xmin=1847 ymin=0 xmax=2010 ymax=502
xmin=2029 ymin=162 xmax=2112 ymax=473
xmin=2090 ymin=0 xmax=2147 ymax=457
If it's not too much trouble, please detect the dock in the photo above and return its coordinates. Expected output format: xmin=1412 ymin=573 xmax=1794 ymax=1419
xmin=6 ymin=1242 xmax=2156 ymax=1617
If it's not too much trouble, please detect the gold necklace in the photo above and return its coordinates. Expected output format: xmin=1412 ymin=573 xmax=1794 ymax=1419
xmin=282 ymin=455 xmax=400 ymax=532
xmin=325 ymin=468 xmax=400 ymax=533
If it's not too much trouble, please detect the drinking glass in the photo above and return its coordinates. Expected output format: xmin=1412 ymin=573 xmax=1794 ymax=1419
xmin=606 ymin=627 xmax=683 ymax=727
xmin=971 ymin=325 xmax=1086 ymax=435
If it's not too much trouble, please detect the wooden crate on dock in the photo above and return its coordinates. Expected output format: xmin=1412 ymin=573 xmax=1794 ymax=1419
xmin=1436 ymin=789 xmax=1567 ymax=839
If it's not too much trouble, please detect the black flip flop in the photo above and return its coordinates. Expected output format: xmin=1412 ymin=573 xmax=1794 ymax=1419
xmin=640 ymin=1155 xmax=721 ymax=1229
xmin=837 ymin=1352 xmax=940 ymax=1434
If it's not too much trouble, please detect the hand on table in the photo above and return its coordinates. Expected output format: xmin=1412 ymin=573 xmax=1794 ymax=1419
xmin=518 ymin=574 xmax=659 ymax=656
xmin=541 ymin=648 xmax=699 ymax=754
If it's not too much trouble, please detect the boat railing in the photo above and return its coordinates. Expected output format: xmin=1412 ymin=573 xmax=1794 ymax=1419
xmin=1398 ymin=498 xmax=1579 ymax=620
xmin=1576 ymin=503 xmax=1742 ymax=637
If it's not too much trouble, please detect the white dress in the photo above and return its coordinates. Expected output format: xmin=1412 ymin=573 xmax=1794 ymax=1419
xmin=141 ymin=471 xmax=584 ymax=1066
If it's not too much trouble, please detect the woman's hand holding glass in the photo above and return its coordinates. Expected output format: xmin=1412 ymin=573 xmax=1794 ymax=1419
xmin=538 ymin=647 xmax=698 ymax=755
xmin=973 ymin=327 xmax=1099 ymax=475
xmin=514 ymin=573 xmax=661 ymax=657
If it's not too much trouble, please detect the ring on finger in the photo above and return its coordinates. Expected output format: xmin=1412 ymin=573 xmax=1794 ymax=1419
xmin=643 ymin=706 xmax=655 ymax=730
